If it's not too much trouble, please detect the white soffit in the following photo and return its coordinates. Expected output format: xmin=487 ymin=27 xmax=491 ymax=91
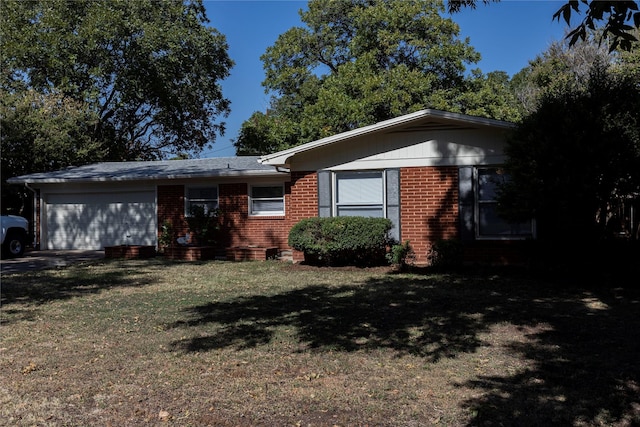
xmin=258 ymin=109 xmax=515 ymax=167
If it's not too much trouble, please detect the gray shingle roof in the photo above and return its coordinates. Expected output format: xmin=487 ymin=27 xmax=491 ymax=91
xmin=8 ymin=157 xmax=283 ymax=184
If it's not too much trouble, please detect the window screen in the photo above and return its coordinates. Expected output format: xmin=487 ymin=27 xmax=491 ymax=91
xmin=335 ymin=171 xmax=384 ymax=217
xmin=250 ymin=185 xmax=284 ymax=215
xmin=476 ymin=168 xmax=534 ymax=238
xmin=186 ymin=187 xmax=218 ymax=216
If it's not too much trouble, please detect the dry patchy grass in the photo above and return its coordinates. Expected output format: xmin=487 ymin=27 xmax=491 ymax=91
xmin=1 ymin=259 xmax=639 ymax=426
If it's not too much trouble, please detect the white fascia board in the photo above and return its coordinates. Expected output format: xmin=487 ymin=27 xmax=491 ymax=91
xmin=7 ymin=169 xmax=287 ymax=185
xmin=258 ymin=109 xmax=515 ymax=167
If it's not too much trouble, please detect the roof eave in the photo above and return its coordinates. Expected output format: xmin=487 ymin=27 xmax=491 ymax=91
xmin=7 ymin=169 xmax=288 ymax=185
xmin=259 ymin=109 xmax=515 ymax=167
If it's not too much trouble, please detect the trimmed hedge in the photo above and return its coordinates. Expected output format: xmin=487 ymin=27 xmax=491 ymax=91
xmin=288 ymin=216 xmax=393 ymax=266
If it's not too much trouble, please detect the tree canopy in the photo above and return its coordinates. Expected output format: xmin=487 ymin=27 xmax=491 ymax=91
xmin=1 ymin=0 xmax=233 ymax=214
xmin=448 ymin=0 xmax=640 ymax=51
xmin=497 ymin=57 xmax=640 ymax=245
xmin=1 ymin=0 xmax=233 ymax=163
xmin=509 ymin=29 xmax=615 ymax=114
xmin=234 ymin=0 xmax=522 ymax=155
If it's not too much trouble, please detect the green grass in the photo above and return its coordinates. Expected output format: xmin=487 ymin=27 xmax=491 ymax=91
xmin=1 ymin=259 xmax=639 ymax=426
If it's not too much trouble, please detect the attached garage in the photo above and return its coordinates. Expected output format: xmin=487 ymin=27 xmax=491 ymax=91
xmin=43 ymin=189 xmax=157 ymax=250
xmin=7 ymin=157 xmax=281 ymax=252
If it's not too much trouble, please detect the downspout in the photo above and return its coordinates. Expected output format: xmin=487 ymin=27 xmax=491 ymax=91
xmin=24 ymin=182 xmax=38 ymax=250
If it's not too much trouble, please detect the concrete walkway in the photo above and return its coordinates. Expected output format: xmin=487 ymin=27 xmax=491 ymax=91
xmin=0 ymin=250 xmax=105 ymax=274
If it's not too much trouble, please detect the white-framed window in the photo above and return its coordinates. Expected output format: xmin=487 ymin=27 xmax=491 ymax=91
xmin=249 ymin=184 xmax=285 ymax=216
xmin=334 ymin=171 xmax=385 ymax=218
xmin=476 ymin=167 xmax=534 ymax=239
xmin=185 ymin=186 xmax=218 ymax=217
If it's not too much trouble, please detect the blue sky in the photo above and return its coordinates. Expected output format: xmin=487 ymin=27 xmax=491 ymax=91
xmin=200 ymin=0 xmax=569 ymax=158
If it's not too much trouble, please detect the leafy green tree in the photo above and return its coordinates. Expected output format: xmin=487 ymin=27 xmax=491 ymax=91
xmin=234 ymin=110 xmax=301 ymax=155
xmin=497 ymin=62 xmax=640 ymax=245
xmin=1 ymin=90 xmax=103 ymax=174
xmin=451 ymin=70 xmax=523 ymax=122
xmin=1 ymin=89 xmax=104 ymax=214
xmin=1 ymin=0 xmax=232 ymax=162
xmin=510 ymin=30 xmax=614 ymax=114
xmin=448 ymin=0 xmax=640 ymax=51
xmin=235 ymin=0 xmax=522 ymax=155
xmin=612 ymin=28 xmax=640 ymax=80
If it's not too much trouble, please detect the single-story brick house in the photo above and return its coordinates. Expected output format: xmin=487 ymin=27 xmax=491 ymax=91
xmin=8 ymin=109 xmax=535 ymax=265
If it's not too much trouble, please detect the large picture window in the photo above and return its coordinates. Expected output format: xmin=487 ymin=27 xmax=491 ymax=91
xmin=476 ymin=167 xmax=534 ymax=238
xmin=185 ymin=186 xmax=218 ymax=216
xmin=334 ymin=171 xmax=384 ymax=218
xmin=249 ymin=184 xmax=285 ymax=216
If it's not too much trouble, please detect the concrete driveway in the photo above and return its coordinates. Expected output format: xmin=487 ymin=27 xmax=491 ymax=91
xmin=0 ymin=249 xmax=105 ymax=274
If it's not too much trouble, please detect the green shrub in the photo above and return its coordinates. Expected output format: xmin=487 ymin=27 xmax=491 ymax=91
xmin=427 ymin=239 xmax=462 ymax=270
xmin=386 ymin=240 xmax=414 ymax=270
xmin=185 ymin=205 xmax=219 ymax=245
xmin=158 ymin=220 xmax=174 ymax=252
xmin=288 ymin=216 xmax=393 ymax=266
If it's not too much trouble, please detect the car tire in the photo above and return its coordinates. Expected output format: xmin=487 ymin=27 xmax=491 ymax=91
xmin=2 ymin=230 xmax=26 ymax=258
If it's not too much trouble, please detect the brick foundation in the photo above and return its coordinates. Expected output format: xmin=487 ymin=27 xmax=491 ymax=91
xmin=104 ymin=245 xmax=156 ymax=259
xmin=226 ymin=246 xmax=278 ymax=261
xmin=164 ymin=246 xmax=217 ymax=261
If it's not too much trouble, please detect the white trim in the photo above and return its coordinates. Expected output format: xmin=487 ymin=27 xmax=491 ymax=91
xmin=10 ymin=169 xmax=284 ymax=185
xmin=333 ymin=170 xmax=386 ymax=218
xmin=259 ymin=109 xmax=515 ymax=167
xmin=248 ymin=183 xmax=285 ymax=217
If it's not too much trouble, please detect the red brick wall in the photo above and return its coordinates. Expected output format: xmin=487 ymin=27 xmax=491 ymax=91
xmin=218 ymin=183 xmax=288 ymax=249
xmin=156 ymin=168 xmax=525 ymax=265
xmin=158 ymin=183 xmax=290 ymax=254
xmin=157 ymin=185 xmax=189 ymax=242
xmin=400 ymin=166 xmax=459 ymax=265
xmin=287 ymin=171 xmax=318 ymax=262
xmin=285 ymin=168 xmax=463 ymax=265
xmin=287 ymin=171 xmax=318 ymax=223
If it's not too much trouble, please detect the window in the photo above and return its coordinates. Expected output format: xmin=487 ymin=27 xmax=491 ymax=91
xmin=476 ymin=167 xmax=534 ymax=238
xmin=185 ymin=186 xmax=218 ymax=217
xmin=249 ymin=184 xmax=284 ymax=216
xmin=335 ymin=171 xmax=384 ymax=217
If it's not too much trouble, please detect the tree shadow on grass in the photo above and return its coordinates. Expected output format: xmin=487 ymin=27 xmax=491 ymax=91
xmin=0 ymin=259 xmax=157 ymax=324
xmin=170 ymin=274 xmax=491 ymax=360
xmin=169 ymin=270 xmax=640 ymax=426
xmin=461 ymin=284 xmax=640 ymax=426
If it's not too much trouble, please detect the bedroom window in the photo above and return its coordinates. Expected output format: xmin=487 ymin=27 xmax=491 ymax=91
xmin=334 ymin=171 xmax=385 ymax=218
xmin=249 ymin=184 xmax=285 ymax=216
xmin=185 ymin=186 xmax=218 ymax=217
xmin=476 ymin=167 xmax=534 ymax=238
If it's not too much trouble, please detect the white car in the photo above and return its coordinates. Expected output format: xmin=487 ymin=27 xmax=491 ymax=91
xmin=1 ymin=215 xmax=29 ymax=258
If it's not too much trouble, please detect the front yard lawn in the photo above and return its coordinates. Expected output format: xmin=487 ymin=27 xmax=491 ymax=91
xmin=1 ymin=259 xmax=639 ymax=426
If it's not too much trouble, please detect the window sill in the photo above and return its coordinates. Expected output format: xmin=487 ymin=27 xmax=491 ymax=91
xmin=248 ymin=214 xmax=286 ymax=220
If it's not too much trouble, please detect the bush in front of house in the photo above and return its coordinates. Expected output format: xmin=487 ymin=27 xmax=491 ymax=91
xmin=288 ymin=216 xmax=393 ymax=266
xmin=427 ymin=239 xmax=463 ymax=270
xmin=185 ymin=205 xmax=220 ymax=245
xmin=386 ymin=240 xmax=415 ymax=271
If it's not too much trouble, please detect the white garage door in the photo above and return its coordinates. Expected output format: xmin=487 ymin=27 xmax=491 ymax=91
xmin=45 ymin=191 xmax=156 ymax=250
